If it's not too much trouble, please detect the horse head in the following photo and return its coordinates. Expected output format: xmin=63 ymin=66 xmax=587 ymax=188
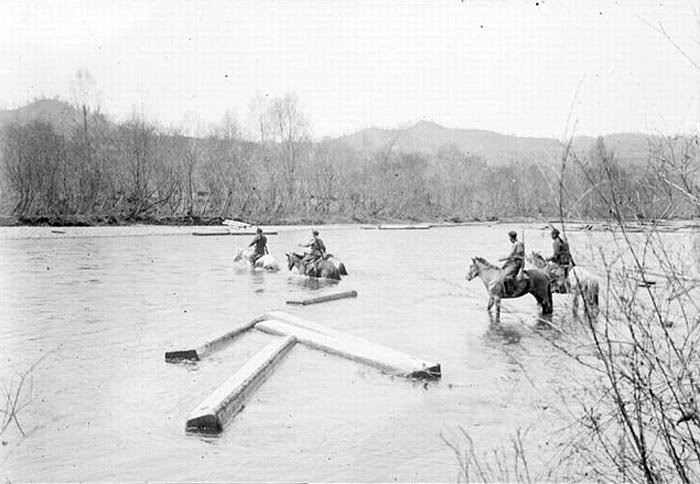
xmin=529 ymin=251 xmax=546 ymax=268
xmin=466 ymin=257 xmax=480 ymax=281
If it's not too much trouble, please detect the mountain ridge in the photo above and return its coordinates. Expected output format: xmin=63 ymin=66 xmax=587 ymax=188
xmin=0 ymin=100 xmax=662 ymax=165
xmin=335 ymin=119 xmax=655 ymax=165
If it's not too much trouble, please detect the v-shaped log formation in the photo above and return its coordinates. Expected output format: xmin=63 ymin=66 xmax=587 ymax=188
xmin=170 ymin=312 xmax=440 ymax=434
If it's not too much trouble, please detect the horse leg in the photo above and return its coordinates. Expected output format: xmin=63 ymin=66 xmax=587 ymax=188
xmin=592 ymin=285 xmax=600 ymax=319
xmin=544 ymin=287 xmax=553 ymax=315
xmin=571 ymin=286 xmax=579 ymax=318
xmin=494 ymin=296 xmax=501 ymax=323
xmin=487 ymin=295 xmax=494 ymax=312
xmin=581 ymin=283 xmax=599 ymax=321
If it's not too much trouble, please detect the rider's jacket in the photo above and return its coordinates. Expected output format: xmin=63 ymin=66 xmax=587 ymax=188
xmin=508 ymin=240 xmax=525 ymax=263
xmin=551 ymin=237 xmax=572 ymax=265
xmin=249 ymin=234 xmax=267 ymax=254
xmin=309 ymin=236 xmax=326 ymax=257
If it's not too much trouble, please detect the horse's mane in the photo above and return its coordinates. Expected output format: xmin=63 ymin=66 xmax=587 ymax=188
xmin=529 ymin=250 xmax=545 ymax=260
xmin=474 ymin=256 xmax=499 ymax=269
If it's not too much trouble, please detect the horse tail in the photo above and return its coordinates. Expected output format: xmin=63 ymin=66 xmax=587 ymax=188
xmin=338 ymin=263 xmax=348 ymax=276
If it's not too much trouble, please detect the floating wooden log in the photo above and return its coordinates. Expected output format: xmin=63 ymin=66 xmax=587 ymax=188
xmin=186 ymin=335 xmax=296 ymax=434
xmin=192 ymin=229 xmax=231 ymax=236
xmin=286 ymin=290 xmax=358 ymax=306
xmin=227 ymin=230 xmax=278 ymax=236
xmin=165 ymin=316 xmax=265 ymax=363
xmin=193 ymin=229 xmax=278 ymax=236
xmin=378 ymin=224 xmax=431 ymax=230
xmin=255 ymin=314 xmax=440 ymax=379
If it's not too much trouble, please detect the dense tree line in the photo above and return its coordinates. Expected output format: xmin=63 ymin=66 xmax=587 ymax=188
xmin=1 ymin=95 xmax=698 ymax=225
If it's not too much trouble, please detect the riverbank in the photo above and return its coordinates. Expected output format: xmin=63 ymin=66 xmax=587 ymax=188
xmin=0 ymin=213 xmax=497 ymax=228
xmin=2 ymin=213 xmax=698 ymax=231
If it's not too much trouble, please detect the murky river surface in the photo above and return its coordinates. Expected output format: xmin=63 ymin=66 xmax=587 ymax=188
xmin=0 ymin=224 xmax=696 ymax=481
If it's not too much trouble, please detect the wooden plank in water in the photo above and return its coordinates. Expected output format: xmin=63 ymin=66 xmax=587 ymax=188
xmin=227 ymin=230 xmax=278 ymax=236
xmin=255 ymin=316 xmax=440 ymax=380
xmin=192 ymin=229 xmax=278 ymax=236
xmin=286 ymin=290 xmax=358 ymax=306
xmin=186 ymin=335 xmax=296 ymax=434
xmin=165 ymin=316 xmax=265 ymax=363
xmin=192 ymin=230 xmax=230 ymax=236
xmin=378 ymin=224 xmax=431 ymax=230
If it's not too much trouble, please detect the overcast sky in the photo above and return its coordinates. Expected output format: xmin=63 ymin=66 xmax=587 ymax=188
xmin=1 ymin=0 xmax=698 ymax=139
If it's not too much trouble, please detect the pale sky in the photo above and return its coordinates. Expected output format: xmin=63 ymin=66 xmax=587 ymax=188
xmin=1 ymin=0 xmax=698 ymax=139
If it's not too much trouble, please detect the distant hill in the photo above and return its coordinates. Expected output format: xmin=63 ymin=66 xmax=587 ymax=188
xmin=0 ymin=99 xmax=81 ymax=134
xmin=335 ymin=120 xmax=654 ymax=165
xmin=0 ymin=101 xmax=659 ymax=166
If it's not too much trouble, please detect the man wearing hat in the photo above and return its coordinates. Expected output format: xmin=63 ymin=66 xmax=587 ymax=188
xmin=300 ymin=228 xmax=327 ymax=273
xmin=547 ymin=227 xmax=573 ymax=273
xmin=248 ymin=227 xmax=268 ymax=266
xmin=499 ymin=230 xmax=525 ymax=293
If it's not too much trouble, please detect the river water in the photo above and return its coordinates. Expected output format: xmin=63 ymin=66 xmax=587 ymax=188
xmin=0 ymin=224 xmax=695 ymax=481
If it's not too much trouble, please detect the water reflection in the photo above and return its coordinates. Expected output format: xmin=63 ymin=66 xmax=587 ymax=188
xmin=284 ymin=274 xmax=340 ymax=291
xmin=484 ymin=313 xmax=523 ymax=345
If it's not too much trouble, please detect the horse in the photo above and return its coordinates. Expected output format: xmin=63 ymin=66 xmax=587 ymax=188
xmin=294 ymin=248 xmax=348 ymax=276
xmin=286 ymin=252 xmax=341 ymax=281
xmin=466 ymin=257 xmax=553 ymax=322
xmin=233 ymin=248 xmax=280 ymax=271
xmin=528 ymin=251 xmax=600 ymax=319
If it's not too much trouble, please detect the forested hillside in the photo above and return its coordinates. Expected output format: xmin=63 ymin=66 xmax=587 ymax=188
xmin=1 ymin=97 xmax=698 ymax=225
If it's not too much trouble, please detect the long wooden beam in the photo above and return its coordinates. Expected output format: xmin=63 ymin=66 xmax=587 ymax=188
xmin=286 ymin=290 xmax=358 ymax=306
xmin=186 ymin=335 xmax=296 ymax=433
xmin=255 ymin=315 xmax=440 ymax=380
xmin=165 ymin=316 xmax=265 ymax=363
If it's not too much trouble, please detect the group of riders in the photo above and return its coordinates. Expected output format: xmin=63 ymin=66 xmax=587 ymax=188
xmin=248 ymin=227 xmax=327 ymax=272
xmin=499 ymin=227 xmax=573 ymax=293
xmin=247 ymin=224 xmax=573 ymax=289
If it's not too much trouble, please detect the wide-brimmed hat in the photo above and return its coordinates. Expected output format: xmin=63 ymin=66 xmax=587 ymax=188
xmin=312 ymin=229 xmax=319 ymax=236
xmin=508 ymin=230 xmax=517 ymax=238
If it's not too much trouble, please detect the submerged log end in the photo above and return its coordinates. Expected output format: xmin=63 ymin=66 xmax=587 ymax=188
xmin=186 ymin=413 xmax=224 ymax=434
xmin=165 ymin=349 xmax=200 ymax=363
xmin=408 ymin=363 xmax=441 ymax=380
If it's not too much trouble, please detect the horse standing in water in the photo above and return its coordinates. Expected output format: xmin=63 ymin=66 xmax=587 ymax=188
xmin=286 ymin=252 xmax=342 ymax=281
xmin=528 ymin=251 xmax=599 ymax=320
xmin=233 ymin=248 xmax=280 ymax=271
xmin=466 ymin=257 xmax=553 ymax=322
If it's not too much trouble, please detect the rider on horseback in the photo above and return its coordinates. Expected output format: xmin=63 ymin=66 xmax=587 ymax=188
xmin=546 ymin=228 xmax=574 ymax=277
xmin=499 ymin=230 xmax=526 ymax=294
xmin=248 ymin=227 xmax=268 ymax=265
xmin=300 ymin=229 xmax=327 ymax=275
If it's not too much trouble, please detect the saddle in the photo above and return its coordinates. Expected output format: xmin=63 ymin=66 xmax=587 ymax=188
xmin=503 ymin=273 xmax=530 ymax=297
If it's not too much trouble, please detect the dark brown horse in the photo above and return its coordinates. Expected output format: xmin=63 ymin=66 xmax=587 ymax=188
xmin=286 ymin=252 xmax=341 ymax=281
xmin=466 ymin=257 xmax=553 ymax=322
